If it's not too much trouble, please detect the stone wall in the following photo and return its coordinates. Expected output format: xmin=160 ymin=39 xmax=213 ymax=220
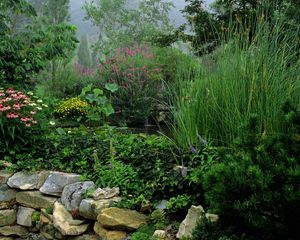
xmin=0 ymin=171 xmax=147 ymax=240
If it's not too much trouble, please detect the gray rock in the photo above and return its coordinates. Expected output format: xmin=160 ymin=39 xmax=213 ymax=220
xmin=16 ymin=191 xmax=57 ymax=209
xmin=0 ymin=184 xmax=17 ymax=209
xmin=17 ymin=206 xmax=35 ymax=227
xmin=7 ymin=171 xmax=49 ymax=190
xmin=0 ymin=209 xmax=17 ymax=226
xmin=79 ymin=197 xmax=122 ymax=220
xmin=0 ymin=171 xmax=13 ymax=184
xmin=39 ymin=172 xmax=80 ymax=196
xmin=205 ymin=213 xmax=219 ymax=223
xmin=97 ymin=207 xmax=147 ymax=231
xmin=155 ymin=200 xmax=168 ymax=210
xmin=91 ymin=187 xmax=119 ymax=200
xmin=61 ymin=181 xmax=95 ymax=211
xmin=52 ymin=202 xmax=89 ymax=236
xmin=176 ymin=205 xmax=205 ymax=239
xmin=0 ymin=225 xmax=28 ymax=237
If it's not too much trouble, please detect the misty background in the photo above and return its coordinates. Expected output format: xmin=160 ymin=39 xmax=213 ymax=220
xmin=69 ymin=0 xmax=214 ymax=39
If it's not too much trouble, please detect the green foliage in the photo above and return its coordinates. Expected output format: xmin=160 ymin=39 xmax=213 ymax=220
xmin=202 ymin=102 xmax=300 ymax=239
xmin=192 ymin=216 xmax=236 ymax=240
xmin=79 ymin=84 xmax=116 ymax=125
xmin=172 ymin=17 xmax=300 ymax=147
xmin=130 ymin=225 xmax=157 ymax=240
xmin=0 ymin=0 xmax=77 ymax=86
xmin=166 ymin=194 xmax=191 ymax=213
xmin=149 ymin=209 xmax=167 ymax=229
xmin=31 ymin=211 xmax=41 ymax=225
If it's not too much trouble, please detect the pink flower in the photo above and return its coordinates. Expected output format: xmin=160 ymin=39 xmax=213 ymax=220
xmin=25 ymin=123 xmax=31 ymax=127
xmin=30 ymin=111 xmax=36 ymax=115
xmin=6 ymin=112 xmax=19 ymax=119
xmin=13 ymin=103 xmax=21 ymax=110
xmin=6 ymin=88 xmax=15 ymax=94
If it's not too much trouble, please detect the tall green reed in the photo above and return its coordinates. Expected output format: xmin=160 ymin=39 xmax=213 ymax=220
xmin=172 ymin=17 xmax=300 ymax=148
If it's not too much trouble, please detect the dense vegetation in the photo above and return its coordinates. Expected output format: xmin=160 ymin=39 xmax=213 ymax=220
xmin=0 ymin=0 xmax=299 ymax=239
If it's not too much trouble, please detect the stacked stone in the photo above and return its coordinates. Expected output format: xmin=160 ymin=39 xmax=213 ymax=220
xmin=0 ymin=171 xmax=147 ymax=240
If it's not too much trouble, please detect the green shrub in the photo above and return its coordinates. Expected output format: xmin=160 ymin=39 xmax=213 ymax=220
xmin=202 ymin=102 xmax=300 ymax=239
xmin=97 ymin=45 xmax=163 ymax=125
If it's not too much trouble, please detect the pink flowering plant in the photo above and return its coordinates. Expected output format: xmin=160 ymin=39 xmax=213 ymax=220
xmin=98 ymin=45 xmax=162 ymax=124
xmin=0 ymin=87 xmax=47 ymax=149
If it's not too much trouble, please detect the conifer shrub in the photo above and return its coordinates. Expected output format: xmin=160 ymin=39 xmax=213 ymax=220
xmin=202 ymin=102 xmax=300 ymax=240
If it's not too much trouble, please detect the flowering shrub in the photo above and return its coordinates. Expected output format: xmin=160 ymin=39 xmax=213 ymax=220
xmin=54 ymin=97 xmax=89 ymax=119
xmin=0 ymin=87 xmax=47 ymax=149
xmin=98 ymin=45 xmax=162 ymax=125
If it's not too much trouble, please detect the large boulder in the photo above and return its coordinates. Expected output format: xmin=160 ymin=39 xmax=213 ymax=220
xmin=0 ymin=225 xmax=28 ymax=237
xmin=0 ymin=171 xmax=13 ymax=184
xmin=17 ymin=206 xmax=35 ymax=227
xmin=52 ymin=202 xmax=89 ymax=236
xmin=39 ymin=172 xmax=80 ymax=196
xmin=16 ymin=191 xmax=57 ymax=209
xmin=94 ymin=222 xmax=127 ymax=240
xmin=176 ymin=205 xmax=205 ymax=239
xmin=7 ymin=171 xmax=49 ymax=190
xmin=79 ymin=197 xmax=122 ymax=220
xmin=0 ymin=184 xmax=17 ymax=210
xmin=0 ymin=209 xmax=16 ymax=226
xmin=97 ymin=207 xmax=147 ymax=231
xmin=61 ymin=181 xmax=95 ymax=211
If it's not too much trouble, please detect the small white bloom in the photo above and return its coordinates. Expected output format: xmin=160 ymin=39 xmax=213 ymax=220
xmin=67 ymin=130 xmax=72 ymax=134
xmin=37 ymin=107 xmax=42 ymax=110
xmin=49 ymin=121 xmax=55 ymax=126
xmin=42 ymin=104 xmax=48 ymax=108
xmin=27 ymin=91 xmax=34 ymax=96
xmin=37 ymin=99 xmax=43 ymax=103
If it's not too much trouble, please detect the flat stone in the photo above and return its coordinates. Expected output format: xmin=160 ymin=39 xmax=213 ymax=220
xmin=97 ymin=207 xmax=147 ymax=231
xmin=0 ymin=184 xmax=17 ymax=209
xmin=16 ymin=191 xmax=57 ymax=209
xmin=61 ymin=181 xmax=95 ymax=211
xmin=17 ymin=206 xmax=35 ymax=227
xmin=91 ymin=187 xmax=120 ymax=200
xmin=52 ymin=202 xmax=89 ymax=236
xmin=79 ymin=197 xmax=122 ymax=220
xmin=0 ymin=209 xmax=16 ymax=226
xmin=0 ymin=171 xmax=13 ymax=184
xmin=7 ymin=171 xmax=49 ymax=190
xmin=176 ymin=205 xmax=205 ymax=239
xmin=94 ymin=222 xmax=127 ymax=240
xmin=0 ymin=225 xmax=28 ymax=237
xmin=0 ymin=237 xmax=14 ymax=240
xmin=39 ymin=172 xmax=80 ymax=196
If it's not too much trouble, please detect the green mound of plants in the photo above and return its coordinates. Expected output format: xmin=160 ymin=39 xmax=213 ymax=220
xmin=201 ymin=102 xmax=300 ymax=240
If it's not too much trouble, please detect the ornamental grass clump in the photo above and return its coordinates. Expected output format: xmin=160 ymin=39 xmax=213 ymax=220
xmin=0 ymin=87 xmax=47 ymax=150
xmin=54 ymin=97 xmax=89 ymax=119
xmin=172 ymin=16 xmax=300 ymax=147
